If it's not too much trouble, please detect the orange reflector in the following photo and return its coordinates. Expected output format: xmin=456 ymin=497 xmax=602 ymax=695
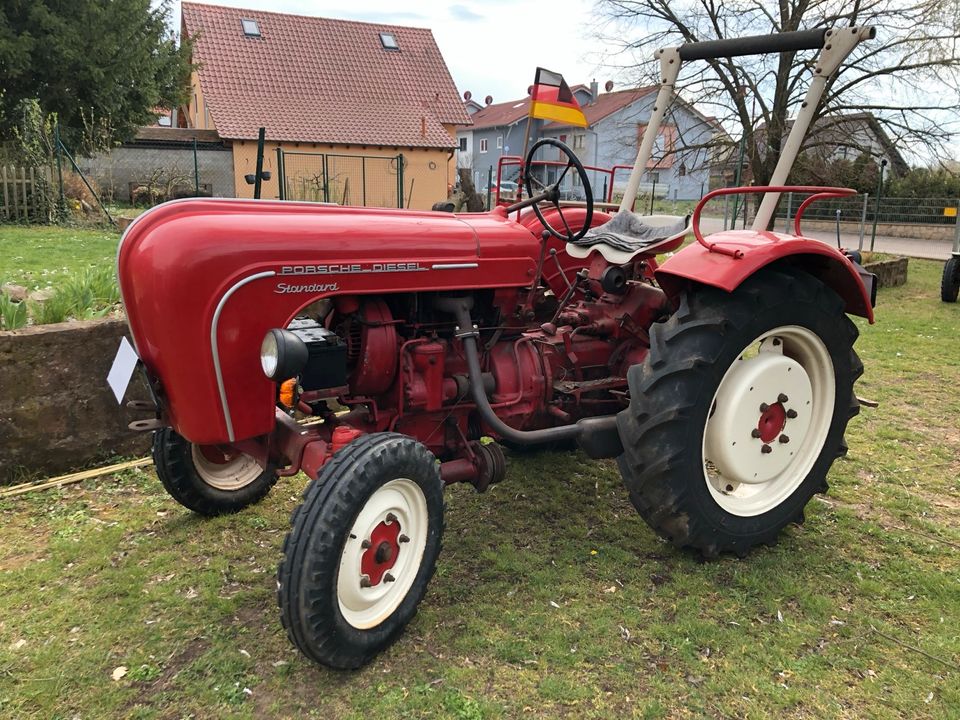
xmin=279 ymin=379 xmax=297 ymax=408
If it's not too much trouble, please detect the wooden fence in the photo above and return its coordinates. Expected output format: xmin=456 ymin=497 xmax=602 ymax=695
xmin=1 ymin=165 xmax=52 ymax=222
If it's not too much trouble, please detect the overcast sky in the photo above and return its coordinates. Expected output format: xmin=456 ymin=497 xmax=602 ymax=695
xmin=169 ymin=0 xmax=959 ymax=162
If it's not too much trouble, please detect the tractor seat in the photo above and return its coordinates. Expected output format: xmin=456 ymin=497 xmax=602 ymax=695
xmin=566 ymin=212 xmax=691 ymax=264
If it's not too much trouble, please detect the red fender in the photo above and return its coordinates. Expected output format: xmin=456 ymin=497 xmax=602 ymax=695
xmin=655 ymin=229 xmax=875 ymax=322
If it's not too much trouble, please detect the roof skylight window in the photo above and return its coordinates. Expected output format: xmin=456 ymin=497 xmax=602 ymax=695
xmin=241 ymin=19 xmax=261 ymax=37
xmin=379 ymin=32 xmax=399 ymax=50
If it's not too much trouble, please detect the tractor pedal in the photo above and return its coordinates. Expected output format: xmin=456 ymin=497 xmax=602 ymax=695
xmin=126 ymin=400 xmax=157 ymax=412
xmin=128 ymin=418 xmax=165 ymax=432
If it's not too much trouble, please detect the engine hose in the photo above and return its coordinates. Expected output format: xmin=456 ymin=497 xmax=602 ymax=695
xmin=448 ymin=299 xmax=621 ymax=455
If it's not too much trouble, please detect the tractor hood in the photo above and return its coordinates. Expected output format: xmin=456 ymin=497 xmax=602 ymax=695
xmin=118 ymin=198 xmax=539 ymax=444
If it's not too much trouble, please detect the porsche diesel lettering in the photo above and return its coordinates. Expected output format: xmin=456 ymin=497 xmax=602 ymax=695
xmin=279 ymin=262 xmax=426 ymax=275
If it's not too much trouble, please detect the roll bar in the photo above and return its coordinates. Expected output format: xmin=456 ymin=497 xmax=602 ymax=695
xmin=678 ymin=28 xmax=829 ymax=61
xmin=618 ymin=26 xmax=875 ymax=230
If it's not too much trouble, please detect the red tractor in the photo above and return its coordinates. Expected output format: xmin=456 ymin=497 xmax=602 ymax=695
xmin=114 ymin=28 xmax=876 ymax=668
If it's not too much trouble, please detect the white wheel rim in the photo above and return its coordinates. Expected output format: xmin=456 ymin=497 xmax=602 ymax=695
xmin=190 ymin=445 xmax=264 ymax=491
xmin=702 ymin=326 xmax=835 ymax=517
xmin=337 ymin=478 xmax=429 ymax=630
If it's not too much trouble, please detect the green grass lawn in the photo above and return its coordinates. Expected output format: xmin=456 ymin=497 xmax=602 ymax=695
xmin=0 ymin=260 xmax=957 ymax=719
xmin=0 ymin=224 xmax=119 ymax=288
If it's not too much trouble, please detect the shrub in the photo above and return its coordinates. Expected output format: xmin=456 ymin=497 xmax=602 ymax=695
xmin=0 ymin=294 xmax=28 ymax=330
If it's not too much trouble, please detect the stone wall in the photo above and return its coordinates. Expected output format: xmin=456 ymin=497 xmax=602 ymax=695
xmin=0 ymin=318 xmax=151 ymax=484
xmin=797 ymin=219 xmax=956 ymax=242
xmin=864 ymin=256 xmax=909 ymax=288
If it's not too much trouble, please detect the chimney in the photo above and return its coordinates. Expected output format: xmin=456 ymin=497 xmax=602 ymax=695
xmin=590 ymin=79 xmax=599 ymax=103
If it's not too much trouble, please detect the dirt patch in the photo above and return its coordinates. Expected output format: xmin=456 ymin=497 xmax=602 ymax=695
xmin=0 ymin=317 xmax=151 ymax=483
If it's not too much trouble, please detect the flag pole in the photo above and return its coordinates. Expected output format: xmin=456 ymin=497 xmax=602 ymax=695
xmin=515 ymin=106 xmax=533 ymax=210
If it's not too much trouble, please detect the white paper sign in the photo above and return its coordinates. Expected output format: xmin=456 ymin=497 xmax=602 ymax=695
xmin=107 ymin=337 xmax=139 ymax=404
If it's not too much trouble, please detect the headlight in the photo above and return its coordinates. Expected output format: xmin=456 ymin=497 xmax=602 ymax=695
xmin=260 ymin=328 xmax=308 ymax=381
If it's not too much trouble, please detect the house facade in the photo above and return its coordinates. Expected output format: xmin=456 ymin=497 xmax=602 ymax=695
xmin=179 ymin=2 xmax=471 ymax=209
xmin=457 ymin=83 xmax=718 ymax=201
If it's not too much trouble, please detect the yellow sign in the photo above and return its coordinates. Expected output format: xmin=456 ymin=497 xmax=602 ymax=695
xmin=945 ymin=207 xmax=958 ymax=217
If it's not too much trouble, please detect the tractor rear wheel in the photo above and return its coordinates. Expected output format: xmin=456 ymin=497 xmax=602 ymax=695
xmin=152 ymin=428 xmax=278 ymax=516
xmin=616 ymin=267 xmax=862 ymax=557
xmin=277 ymin=433 xmax=444 ymax=669
xmin=941 ymin=256 xmax=960 ymax=302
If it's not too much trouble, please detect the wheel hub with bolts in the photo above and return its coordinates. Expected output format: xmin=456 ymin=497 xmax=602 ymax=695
xmin=358 ymin=513 xmax=408 ymax=587
xmin=337 ymin=478 xmax=428 ymax=629
xmin=703 ymin=328 xmax=835 ymax=516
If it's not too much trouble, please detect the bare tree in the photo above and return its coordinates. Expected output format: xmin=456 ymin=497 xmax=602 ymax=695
xmin=594 ymin=0 xmax=960 ymax=189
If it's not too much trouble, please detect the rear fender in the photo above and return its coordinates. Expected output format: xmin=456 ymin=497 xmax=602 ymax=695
xmin=655 ymin=232 xmax=875 ymax=322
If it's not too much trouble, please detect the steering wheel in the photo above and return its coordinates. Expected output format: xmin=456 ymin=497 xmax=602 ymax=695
xmin=523 ymin=138 xmax=593 ymax=242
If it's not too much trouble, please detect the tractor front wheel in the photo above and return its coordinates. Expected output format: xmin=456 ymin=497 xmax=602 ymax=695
xmin=152 ymin=428 xmax=278 ymax=516
xmin=277 ymin=433 xmax=444 ymax=669
xmin=941 ymin=256 xmax=960 ymax=302
xmin=616 ymin=267 xmax=862 ymax=557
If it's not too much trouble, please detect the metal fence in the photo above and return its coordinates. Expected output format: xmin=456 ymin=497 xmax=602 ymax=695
xmin=277 ymin=150 xmax=405 ymax=208
xmin=775 ymin=194 xmax=959 ymax=227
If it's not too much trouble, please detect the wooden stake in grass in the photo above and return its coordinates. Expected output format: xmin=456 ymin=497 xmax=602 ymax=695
xmin=0 ymin=457 xmax=151 ymax=499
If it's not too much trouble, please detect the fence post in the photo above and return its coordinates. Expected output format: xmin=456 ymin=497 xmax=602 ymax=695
xmin=649 ymin=175 xmax=657 ymax=215
xmin=953 ymin=197 xmax=960 ymax=255
xmin=361 ymin=156 xmax=367 ymax=206
xmin=486 ymin=166 xmax=492 ymax=209
xmin=870 ymin=158 xmax=887 ymax=252
xmin=254 ymin=127 xmax=266 ymax=200
xmin=193 ymin=138 xmax=200 ymax=195
xmin=397 ymin=153 xmax=405 ymax=209
xmin=12 ymin=167 xmax=21 ymax=220
xmin=602 ymin=177 xmax=608 ymax=204
xmin=276 ymin=148 xmax=285 ymax=200
xmin=1 ymin=166 xmax=8 ymax=221
xmin=55 ymin=122 xmax=66 ymax=219
xmin=784 ymin=192 xmax=793 ymax=233
xmin=858 ymin=193 xmax=869 ymax=251
xmin=322 ymin=154 xmax=329 ymax=203
xmin=722 ymin=193 xmax=729 ymax=231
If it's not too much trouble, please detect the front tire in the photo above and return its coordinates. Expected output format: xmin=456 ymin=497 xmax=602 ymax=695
xmin=616 ymin=267 xmax=863 ymax=557
xmin=152 ymin=428 xmax=278 ymax=516
xmin=277 ymin=433 xmax=444 ymax=669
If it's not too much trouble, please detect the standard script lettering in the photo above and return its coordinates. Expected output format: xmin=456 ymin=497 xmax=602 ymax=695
xmin=274 ymin=282 xmax=340 ymax=294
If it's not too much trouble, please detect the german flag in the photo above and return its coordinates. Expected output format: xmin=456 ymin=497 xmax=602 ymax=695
xmin=529 ymin=67 xmax=588 ymax=127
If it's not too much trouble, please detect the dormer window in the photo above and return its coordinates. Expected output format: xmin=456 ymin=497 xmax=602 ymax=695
xmin=379 ymin=32 xmax=399 ymax=50
xmin=241 ymin=18 xmax=261 ymax=37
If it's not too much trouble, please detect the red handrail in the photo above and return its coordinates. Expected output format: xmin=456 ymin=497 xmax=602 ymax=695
xmin=692 ymin=185 xmax=857 ymax=258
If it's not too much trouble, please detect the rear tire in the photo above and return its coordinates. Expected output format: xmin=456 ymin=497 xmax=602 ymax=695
xmin=941 ymin=256 xmax=960 ymax=303
xmin=616 ymin=267 xmax=862 ymax=557
xmin=152 ymin=428 xmax=278 ymax=516
xmin=277 ymin=433 xmax=444 ymax=669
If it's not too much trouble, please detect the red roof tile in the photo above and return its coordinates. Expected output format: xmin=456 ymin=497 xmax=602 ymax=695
xmin=181 ymin=2 xmax=471 ymax=147
xmin=468 ymin=97 xmax=532 ymax=130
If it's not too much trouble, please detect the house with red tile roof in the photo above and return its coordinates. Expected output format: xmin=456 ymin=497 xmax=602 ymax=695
xmin=179 ymin=2 xmax=471 ymax=208
xmin=457 ymin=81 xmax=719 ymax=201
